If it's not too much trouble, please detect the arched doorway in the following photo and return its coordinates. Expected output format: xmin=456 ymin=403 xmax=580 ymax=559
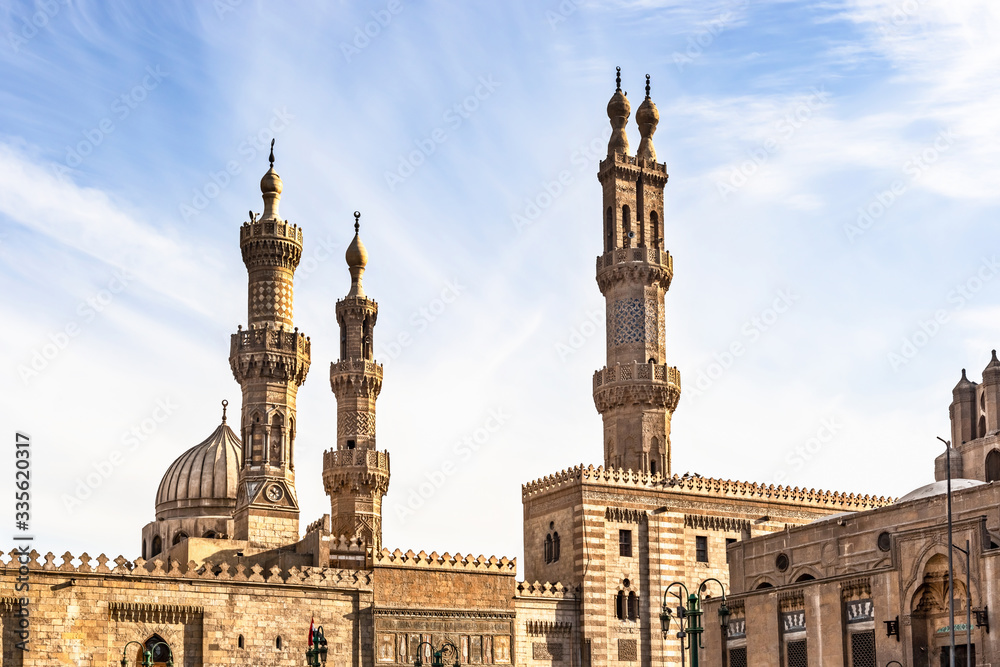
xmin=138 ymin=634 xmax=172 ymax=666
xmin=910 ymin=554 xmax=973 ymax=666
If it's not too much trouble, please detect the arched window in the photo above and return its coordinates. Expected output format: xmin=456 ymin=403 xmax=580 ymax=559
xmin=650 ymin=211 xmax=660 ymax=249
xmin=987 ymin=449 xmax=1000 ymax=483
xmin=363 ymin=316 xmax=372 ymax=360
xmin=143 ymin=634 xmax=171 ymax=666
xmin=795 ymin=573 xmax=815 ymax=582
xmin=276 ymin=636 xmax=283 ymax=649
xmin=270 ymin=413 xmax=284 ymax=464
xmin=650 ymin=459 xmax=657 ymax=476
xmin=627 ymin=592 xmax=638 ymax=620
xmin=755 ymin=582 xmax=774 ymax=590
xmin=552 ymin=532 xmax=560 ymax=562
xmin=172 ymin=531 xmax=188 ymax=546
xmin=238 ymin=635 xmax=245 ymax=649
xmin=339 ymin=320 xmax=347 ymax=360
xmin=544 ymin=534 xmax=553 ymax=563
xmin=979 ymin=415 xmax=987 ymax=439
xmin=203 ymin=530 xmax=218 ymax=539
xmin=142 ymin=539 xmax=147 ymax=559
xmin=622 ymin=205 xmax=632 ymax=246
xmin=605 ymin=207 xmax=613 ymax=252
xmin=615 ymin=591 xmax=625 ymax=620
xmin=151 ymin=535 xmax=162 ymax=557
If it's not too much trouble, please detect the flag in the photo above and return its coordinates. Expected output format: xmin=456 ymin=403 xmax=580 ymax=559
xmin=309 ymin=616 xmax=315 ymax=645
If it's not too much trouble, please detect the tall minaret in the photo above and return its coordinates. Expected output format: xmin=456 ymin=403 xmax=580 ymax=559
xmin=229 ymin=141 xmax=311 ymax=549
xmin=323 ymin=213 xmax=390 ymax=550
xmin=593 ymin=71 xmax=681 ymax=476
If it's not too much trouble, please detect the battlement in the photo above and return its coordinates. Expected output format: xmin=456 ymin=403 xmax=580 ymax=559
xmin=515 ymin=581 xmax=579 ymax=599
xmin=240 ymin=218 xmax=303 ymax=244
xmin=231 ymin=326 xmax=311 ymax=357
xmin=0 ymin=550 xmax=372 ymax=589
xmin=520 ymin=465 xmax=893 ymax=511
xmin=374 ymin=548 xmax=516 ymax=573
xmin=323 ymin=448 xmax=390 ymax=470
xmin=596 ymin=246 xmax=672 ymax=273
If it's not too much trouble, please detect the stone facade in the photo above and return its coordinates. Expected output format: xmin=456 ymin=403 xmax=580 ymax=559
xmin=0 ymin=71 xmax=889 ymax=666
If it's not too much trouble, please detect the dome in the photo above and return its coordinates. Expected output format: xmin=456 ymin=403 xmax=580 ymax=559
xmin=155 ymin=419 xmax=242 ymax=520
xmin=894 ymin=478 xmax=984 ymax=504
xmin=260 ymin=166 xmax=283 ymax=195
xmin=607 ymin=89 xmax=630 ymax=123
xmin=346 ymin=231 xmax=368 ymax=269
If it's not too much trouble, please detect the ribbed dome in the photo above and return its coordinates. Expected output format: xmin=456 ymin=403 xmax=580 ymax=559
xmin=155 ymin=421 xmax=242 ymax=520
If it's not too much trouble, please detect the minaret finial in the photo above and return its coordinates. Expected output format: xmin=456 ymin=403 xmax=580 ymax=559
xmin=645 ymin=74 xmax=651 ymax=99
xmin=221 ymin=399 xmax=228 ymax=424
xmin=354 ymin=210 xmax=361 ymax=234
xmin=615 ymin=66 xmax=622 ymax=93
xmin=269 ymin=139 xmax=275 ymax=167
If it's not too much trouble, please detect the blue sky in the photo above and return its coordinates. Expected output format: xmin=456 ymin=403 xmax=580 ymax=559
xmin=2 ymin=0 xmax=999 ymax=566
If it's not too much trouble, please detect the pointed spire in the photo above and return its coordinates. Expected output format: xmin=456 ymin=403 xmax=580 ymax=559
xmin=346 ymin=210 xmax=369 ymax=298
xmin=636 ymin=73 xmax=660 ymax=162
xmin=607 ymin=67 xmax=631 ymax=157
xmin=260 ymin=138 xmax=283 ymax=220
xmin=269 ymin=138 xmax=275 ymax=167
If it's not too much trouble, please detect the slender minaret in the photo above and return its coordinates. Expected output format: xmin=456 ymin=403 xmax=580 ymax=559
xmin=323 ymin=212 xmax=390 ymax=550
xmin=593 ymin=71 xmax=681 ymax=476
xmin=229 ymin=141 xmax=311 ymax=549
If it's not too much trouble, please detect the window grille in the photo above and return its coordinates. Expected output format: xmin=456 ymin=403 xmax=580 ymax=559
xmin=729 ymin=647 xmax=747 ymax=667
xmin=696 ymin=535 xmax=708 ymax=563
xmin=849 ymin=631 xmax=875 ymax=667
xmin=786 ymin=639 xmax=807 ymax=667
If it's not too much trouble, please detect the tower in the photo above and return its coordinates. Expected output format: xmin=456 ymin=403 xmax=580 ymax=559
xmin=323 ymin=212 xmax=390 ymax=550
xmin=229 ymin=142 xmax=311 ymax=549
xmin=593 ymin=70 xmax=681 ymax=475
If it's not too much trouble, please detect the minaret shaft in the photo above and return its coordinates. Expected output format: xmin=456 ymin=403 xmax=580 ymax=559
xmin=230 ymin=151 xmax=311 ymax=549
xmin=593 ymin=72 xmax=680 ymax=477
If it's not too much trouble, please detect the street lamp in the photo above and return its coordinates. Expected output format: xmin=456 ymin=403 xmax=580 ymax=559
xmin=660 ymin=578 xmax=729 ymax=667
xmin=119 ymin=640 xmax=174 ymax=667
xmin=414 ymin=640 xmax=460 ymax=667
xmin=306 ymin=625 xmax=329 ymax=666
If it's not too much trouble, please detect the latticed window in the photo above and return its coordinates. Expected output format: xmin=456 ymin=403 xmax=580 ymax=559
xmin=786 ymin=639 xmax=807 ymax=667
xmin=850 ymin=631 xmax=875 ymax=667
xmin=696 ymin=535 xmax=708 ymax=563
xmin=619 ymin=529 xmax=632 ymax=557
xmin=729 ymin=647 xmax=747 ymax=667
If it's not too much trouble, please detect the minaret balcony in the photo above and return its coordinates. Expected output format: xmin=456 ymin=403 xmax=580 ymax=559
xmin=330 ymin=358 xmax=383 ymax=380
xmin=593 ymin=361 xmax=681 ymax=412
xmin=323 ymin=448 xmax=390 ymax=471
xmin=230 ymin=327 xmax=311 ymax=358
xmin=596 ymin=247 xmax=673 ymax=291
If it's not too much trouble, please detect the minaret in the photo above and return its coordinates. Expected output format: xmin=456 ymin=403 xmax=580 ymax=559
xmin=593 ymin=71 xmax=681 ymax=476
xmin=229 ymin=141 xmax=311 ymax=549
xmin=323 ymin=212 xmax=390 ymax=550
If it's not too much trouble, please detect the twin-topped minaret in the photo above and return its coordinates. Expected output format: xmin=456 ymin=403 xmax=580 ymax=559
xmin=230 ymin=142 xmax=312 ymax=549
xmin=593 ymin=69 xmax=681 ymax=476
xmin=322 ymin=213 xmax=390 ymax=550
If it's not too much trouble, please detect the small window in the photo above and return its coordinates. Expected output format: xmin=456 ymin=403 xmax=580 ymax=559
xmin=544 ymin=534 xmax=553 ymax=564
xmin=347 ymin=440 xmax=356 ymax=450
xmin=619 ymin=529 xmax=632 ymax=557
xmin=238 ymin=635 xmax=245 ymax=649
xmin=615 ymin=590 xmax=625 ymax=620
xmin=151 ymin=535 xmax=162 ymax=557
xmin=786 ymin=639 xmax=808 ymax=667
xmin=795 ymin=574 xmax=815 ymax=582
xmin=650 ymin=459 xmax=657 ymax=475
xmin=552 ymin=532 xmax=560 ymax=562
xmin=726 ymin=537 xmax=737 ymax=563
xmin=276 ymin=636 xmax=282 ymax=649
xmin=696 ymin=536 xmax=708 ymax=563
xmin=986 ymin=449 xmax=1000 ymax=483
xmin=627 ymin=592 xmax=638 ymax=620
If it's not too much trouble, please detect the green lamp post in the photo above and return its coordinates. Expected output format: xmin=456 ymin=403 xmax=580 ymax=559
xmin=414 ymin=640 xmax=460 ymax=667
xmin=119 ymin=639 xmax=174 ymax=667
xmin=661 ymin=578 xmax=730 ymax=667
xmin=306 ymin=625 xmax=329 ymax=666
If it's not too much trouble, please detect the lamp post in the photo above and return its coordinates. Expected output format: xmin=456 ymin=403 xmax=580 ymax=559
xmin=414 ymin=640 xmax=460 ymax=667
xmin=306 ymin=625 xmax=329 ymax=666
xmin=660 ymin=578 xmax=730 ymax=667
xmin=938 ymin=436 xmax=957 ymax=667
xmin=119 ymin=640 xmax=174 ymax=667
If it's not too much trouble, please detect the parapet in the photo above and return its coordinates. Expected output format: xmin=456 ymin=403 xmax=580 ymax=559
xmin=240 ymin=219 xmax=303 ymax=244
xmin=515 ymin=581 xmax=578 ymax=599
xmin=373 ymin=549 xmax=515 ymax=573
xmin=0 ymin=549 xmax=372 ymax=590
xmin=521 ymin=464 xmax=892 ymax=511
